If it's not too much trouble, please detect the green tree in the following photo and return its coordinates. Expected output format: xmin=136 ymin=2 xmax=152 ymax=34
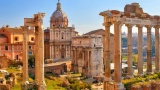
xmin=28 ymin=55 xmax=35 ymax=67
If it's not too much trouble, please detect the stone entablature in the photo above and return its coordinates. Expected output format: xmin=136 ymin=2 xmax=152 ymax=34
xmin=72 ymin=35 xmax=103 ymax=48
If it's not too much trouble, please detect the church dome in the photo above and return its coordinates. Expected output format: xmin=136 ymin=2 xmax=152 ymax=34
xmin=50 ymin=0 xmax=68 ymax=28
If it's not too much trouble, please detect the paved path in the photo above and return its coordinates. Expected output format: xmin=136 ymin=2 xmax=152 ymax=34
xmin=92 ymin=84 xmax=103 ymax=90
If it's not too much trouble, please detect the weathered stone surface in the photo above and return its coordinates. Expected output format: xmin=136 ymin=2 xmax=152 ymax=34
xmin=124 ymin=3 xmax=143 ymax=15
xmin=0 ymin=84 xmax=10 ymax=90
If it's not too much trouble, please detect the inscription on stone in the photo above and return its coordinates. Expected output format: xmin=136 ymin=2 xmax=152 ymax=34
xmin=122 ymin=18 xmax=157 ymax=25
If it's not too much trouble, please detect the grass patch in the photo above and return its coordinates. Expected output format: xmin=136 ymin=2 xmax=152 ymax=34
xmin=11 ymin=81 xmax=21 ymax=90
xmin=6 ymin=67 xmax=22 ymax=73
xmin=45 ymin=78 xmax=66 ymax=90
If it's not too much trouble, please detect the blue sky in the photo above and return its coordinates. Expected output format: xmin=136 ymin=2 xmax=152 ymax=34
xmin=0 ymin=0 xmax=160 ymax=34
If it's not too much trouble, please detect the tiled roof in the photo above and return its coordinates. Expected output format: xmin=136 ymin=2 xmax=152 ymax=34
xmin=84 ymin=29 xmax=114 ymax=36
xmin=0 ymin=27 xmax=35 ymax=34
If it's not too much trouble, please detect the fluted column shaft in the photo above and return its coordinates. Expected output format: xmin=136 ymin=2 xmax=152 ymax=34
xmin=137 ymin=25 xmax=143 ymax=75
xmin=34 ymin=13 xmax=46 ymax=90
xmin=104 ymin=22 xmax=112 ymax=90
xmin=104 ymin=23 xmax=112 ymax=80
xmin=114 ymin=21 xmax=124 ymax=90
xmin=155 ymin=26 xmax=159 ymax=72
xmin=127 ymin=25 xmax=133 ymax=77
xmin=146 ymin=26 xmax=152 ymax=74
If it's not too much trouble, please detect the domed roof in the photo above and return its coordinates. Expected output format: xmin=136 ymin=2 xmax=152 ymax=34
xmin=51 ymin=10 xmax=67 ymax=19
xmin=50 ymin=0 xmax=68 ymax=28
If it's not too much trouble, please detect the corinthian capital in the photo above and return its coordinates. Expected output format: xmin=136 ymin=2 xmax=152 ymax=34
xmin=136 ymin=25 xmax=143 ymax=28
xmin=125 ymin=24 xmax=133 ymax=28
xmin=145 ymin=25 xmax=152 ymax=29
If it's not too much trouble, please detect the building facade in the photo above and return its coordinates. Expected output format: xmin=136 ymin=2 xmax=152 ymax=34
xmin=44 ymin=1 xmax=78 ymax=61
xmin=0 ymin=26 xmax=35 ymax=61
xmin=71 ymin=35 xmax=104 ymax=78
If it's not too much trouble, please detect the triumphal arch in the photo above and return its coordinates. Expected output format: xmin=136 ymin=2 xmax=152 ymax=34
xmin=100 ymin=3 xmax=160 ymax=90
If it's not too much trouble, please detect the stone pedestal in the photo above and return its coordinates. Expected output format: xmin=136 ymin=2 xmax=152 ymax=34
xmin=21 ymin=83 xmax=29 ymax=90
xmin=114 ymin=82 xmax=125 ymax=90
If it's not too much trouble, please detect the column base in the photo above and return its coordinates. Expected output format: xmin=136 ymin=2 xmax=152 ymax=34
xmin=104 ymin=77 xmax=112 ymax=90
xmin=154 ymin=69 xmax=159 ymax=73
xmin=114 ymin=82 xmax=125 ymax=90
xmin=138 ymin=73 xmax=143 ymax=77
xmin=104 ymin=77 xmax=112 ymax=82
xmin=126 ymin=75 xmax=134 ymax=78
xmin=146 ymin=71 xmax=152 ymax=75
xmin=37 ymin=84 xmax=46 ymax=90
xmin=21 ymin=81 xmax=29 ymax=90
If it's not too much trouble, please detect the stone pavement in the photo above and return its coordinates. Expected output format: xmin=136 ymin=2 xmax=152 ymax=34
xmin=92 ymin=84 xmax=103 ymax=90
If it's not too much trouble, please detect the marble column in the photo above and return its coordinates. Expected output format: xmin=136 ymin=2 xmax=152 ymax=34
xmin=146 ymin=25 xmax=152 ymax=74
xmin=103 ymin=22 xmax=112 ymax=90
xmin=137 ymin=25 xmax=143 ymax=76
xmin=127 ymin=24 xmax=133 ymax=77
xmin=114 ymin=21 xmax=124 ymax=90
xmin=34 ymin=13 xmax=46 ymax=90
xmin=21 ymin=26 xmax=29 ymax=90
xmin=154 ymin=26 xmax=159 ymax=72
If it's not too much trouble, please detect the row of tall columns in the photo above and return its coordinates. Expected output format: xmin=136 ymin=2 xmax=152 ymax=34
xmin=127 ymin=25 xmax=159 ymax=75
xmin=103 ymin=21 xmax=124 ymax=90
xmin=22 ymin=13 xmax=46 ymax=90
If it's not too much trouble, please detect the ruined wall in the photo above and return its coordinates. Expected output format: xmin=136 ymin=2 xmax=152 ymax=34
xmin=0 ymin=84 xmax=10 ymax=90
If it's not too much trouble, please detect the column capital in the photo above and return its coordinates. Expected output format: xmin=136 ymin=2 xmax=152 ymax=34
xmin=154 ymin=25 xmax=160 ymax=29
xmin=21 ymin=26 xmax=28 ymax=31
xmin=103 ymin=22 xmax=112 ymax=27
xmin=113 ymin=21 xmax=123 ymax=27
xmin=125 ymin=24 xmax=133 ymax=28
xmin=145 ymin=25 xmax=152 ymax=29
xmin=136 ymin=25 xmax=143 ymax=28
